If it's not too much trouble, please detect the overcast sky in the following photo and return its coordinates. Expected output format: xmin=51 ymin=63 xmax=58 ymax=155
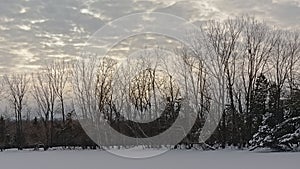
xmin=0 ymin=0 xmax=299 ymax=74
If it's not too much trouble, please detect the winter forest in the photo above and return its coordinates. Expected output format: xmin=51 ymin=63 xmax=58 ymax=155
xmin=0 ymin=16 xmax=300 ymax=153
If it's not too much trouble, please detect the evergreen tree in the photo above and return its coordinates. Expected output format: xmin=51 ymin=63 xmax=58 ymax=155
xmin=250 ymin=82 xmax=285 ymax=150
xmin=276 ymin=89 xmax=300 ymax=150
xmin=251 ymin=84 xmax=300 ymax=151
xmin=249 ymin=74 xmax=269 ymax=137
xmin=0 ymin=116 xmax=5 ymax=150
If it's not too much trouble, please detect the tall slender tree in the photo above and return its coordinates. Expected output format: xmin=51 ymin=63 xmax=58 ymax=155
xmin=4 ymin=74 xmax=29 ymax=150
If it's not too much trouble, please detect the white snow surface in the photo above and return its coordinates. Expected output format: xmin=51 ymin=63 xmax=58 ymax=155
xmin=0 ymin=149 xmax=299 ymax=169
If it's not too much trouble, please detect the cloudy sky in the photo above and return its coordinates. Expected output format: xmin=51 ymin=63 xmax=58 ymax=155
xmin=0 ymin=0 xmax=299 ymax=74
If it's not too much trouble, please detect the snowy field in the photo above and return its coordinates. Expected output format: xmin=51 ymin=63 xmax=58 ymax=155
xmin=0 ymin=149 xmax=299 ymax=169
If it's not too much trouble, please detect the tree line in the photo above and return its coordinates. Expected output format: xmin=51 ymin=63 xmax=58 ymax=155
xmin=0 ymin=16 xmax=300 ymax=151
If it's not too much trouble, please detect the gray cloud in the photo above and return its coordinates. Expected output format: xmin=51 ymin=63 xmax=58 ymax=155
xmin=0 ymin=0 xmax=299 ymax=74
xmin=212 ymin=0 xmax=300 ymax=28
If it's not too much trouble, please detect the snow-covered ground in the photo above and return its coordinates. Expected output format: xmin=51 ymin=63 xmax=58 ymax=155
xmin=0 ymin=149 xmax=299 ymax=169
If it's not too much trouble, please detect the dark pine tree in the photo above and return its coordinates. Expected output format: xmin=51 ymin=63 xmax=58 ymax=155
xmin=250 ymin=82 xmax=293 ymax=151
xmin=249 ymin=74 xmax=269 ymax=140
xmin=0 ymin=116 xmax=5 ymax=151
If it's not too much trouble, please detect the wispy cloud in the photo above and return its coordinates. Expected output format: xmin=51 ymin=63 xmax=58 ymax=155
xmin=0 ymin=0 xmax=298 ymax=74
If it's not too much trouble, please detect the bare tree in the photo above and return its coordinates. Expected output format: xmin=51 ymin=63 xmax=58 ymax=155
xmin=72 ymin=56 xmax=117 ymax=146
xmin=267 ymin=30 xmax=297 ymax=111
xmin=46 ymin=61 xmax=70 ymax=125
xmin=72 ymin=56 xmax=99 ymax=120
xmin=239 ymin=17 xmax=278 ymax=144
xmin=176 ymin=45 xmax=211 ymax=146
xmin=286 ymin=31 xmax=300 ymax=90
xmin=95 ymin=58 xmax=117 ymax=122
xmin=31 ymin=71 xmax=57 ymax=149
xmin=205 ymin=17 xmax=244 ymax=147
xmin=4 ymin=74 xmax=29 ymax=149
xmin=0 ymin=76 xmax=5 ymax=101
